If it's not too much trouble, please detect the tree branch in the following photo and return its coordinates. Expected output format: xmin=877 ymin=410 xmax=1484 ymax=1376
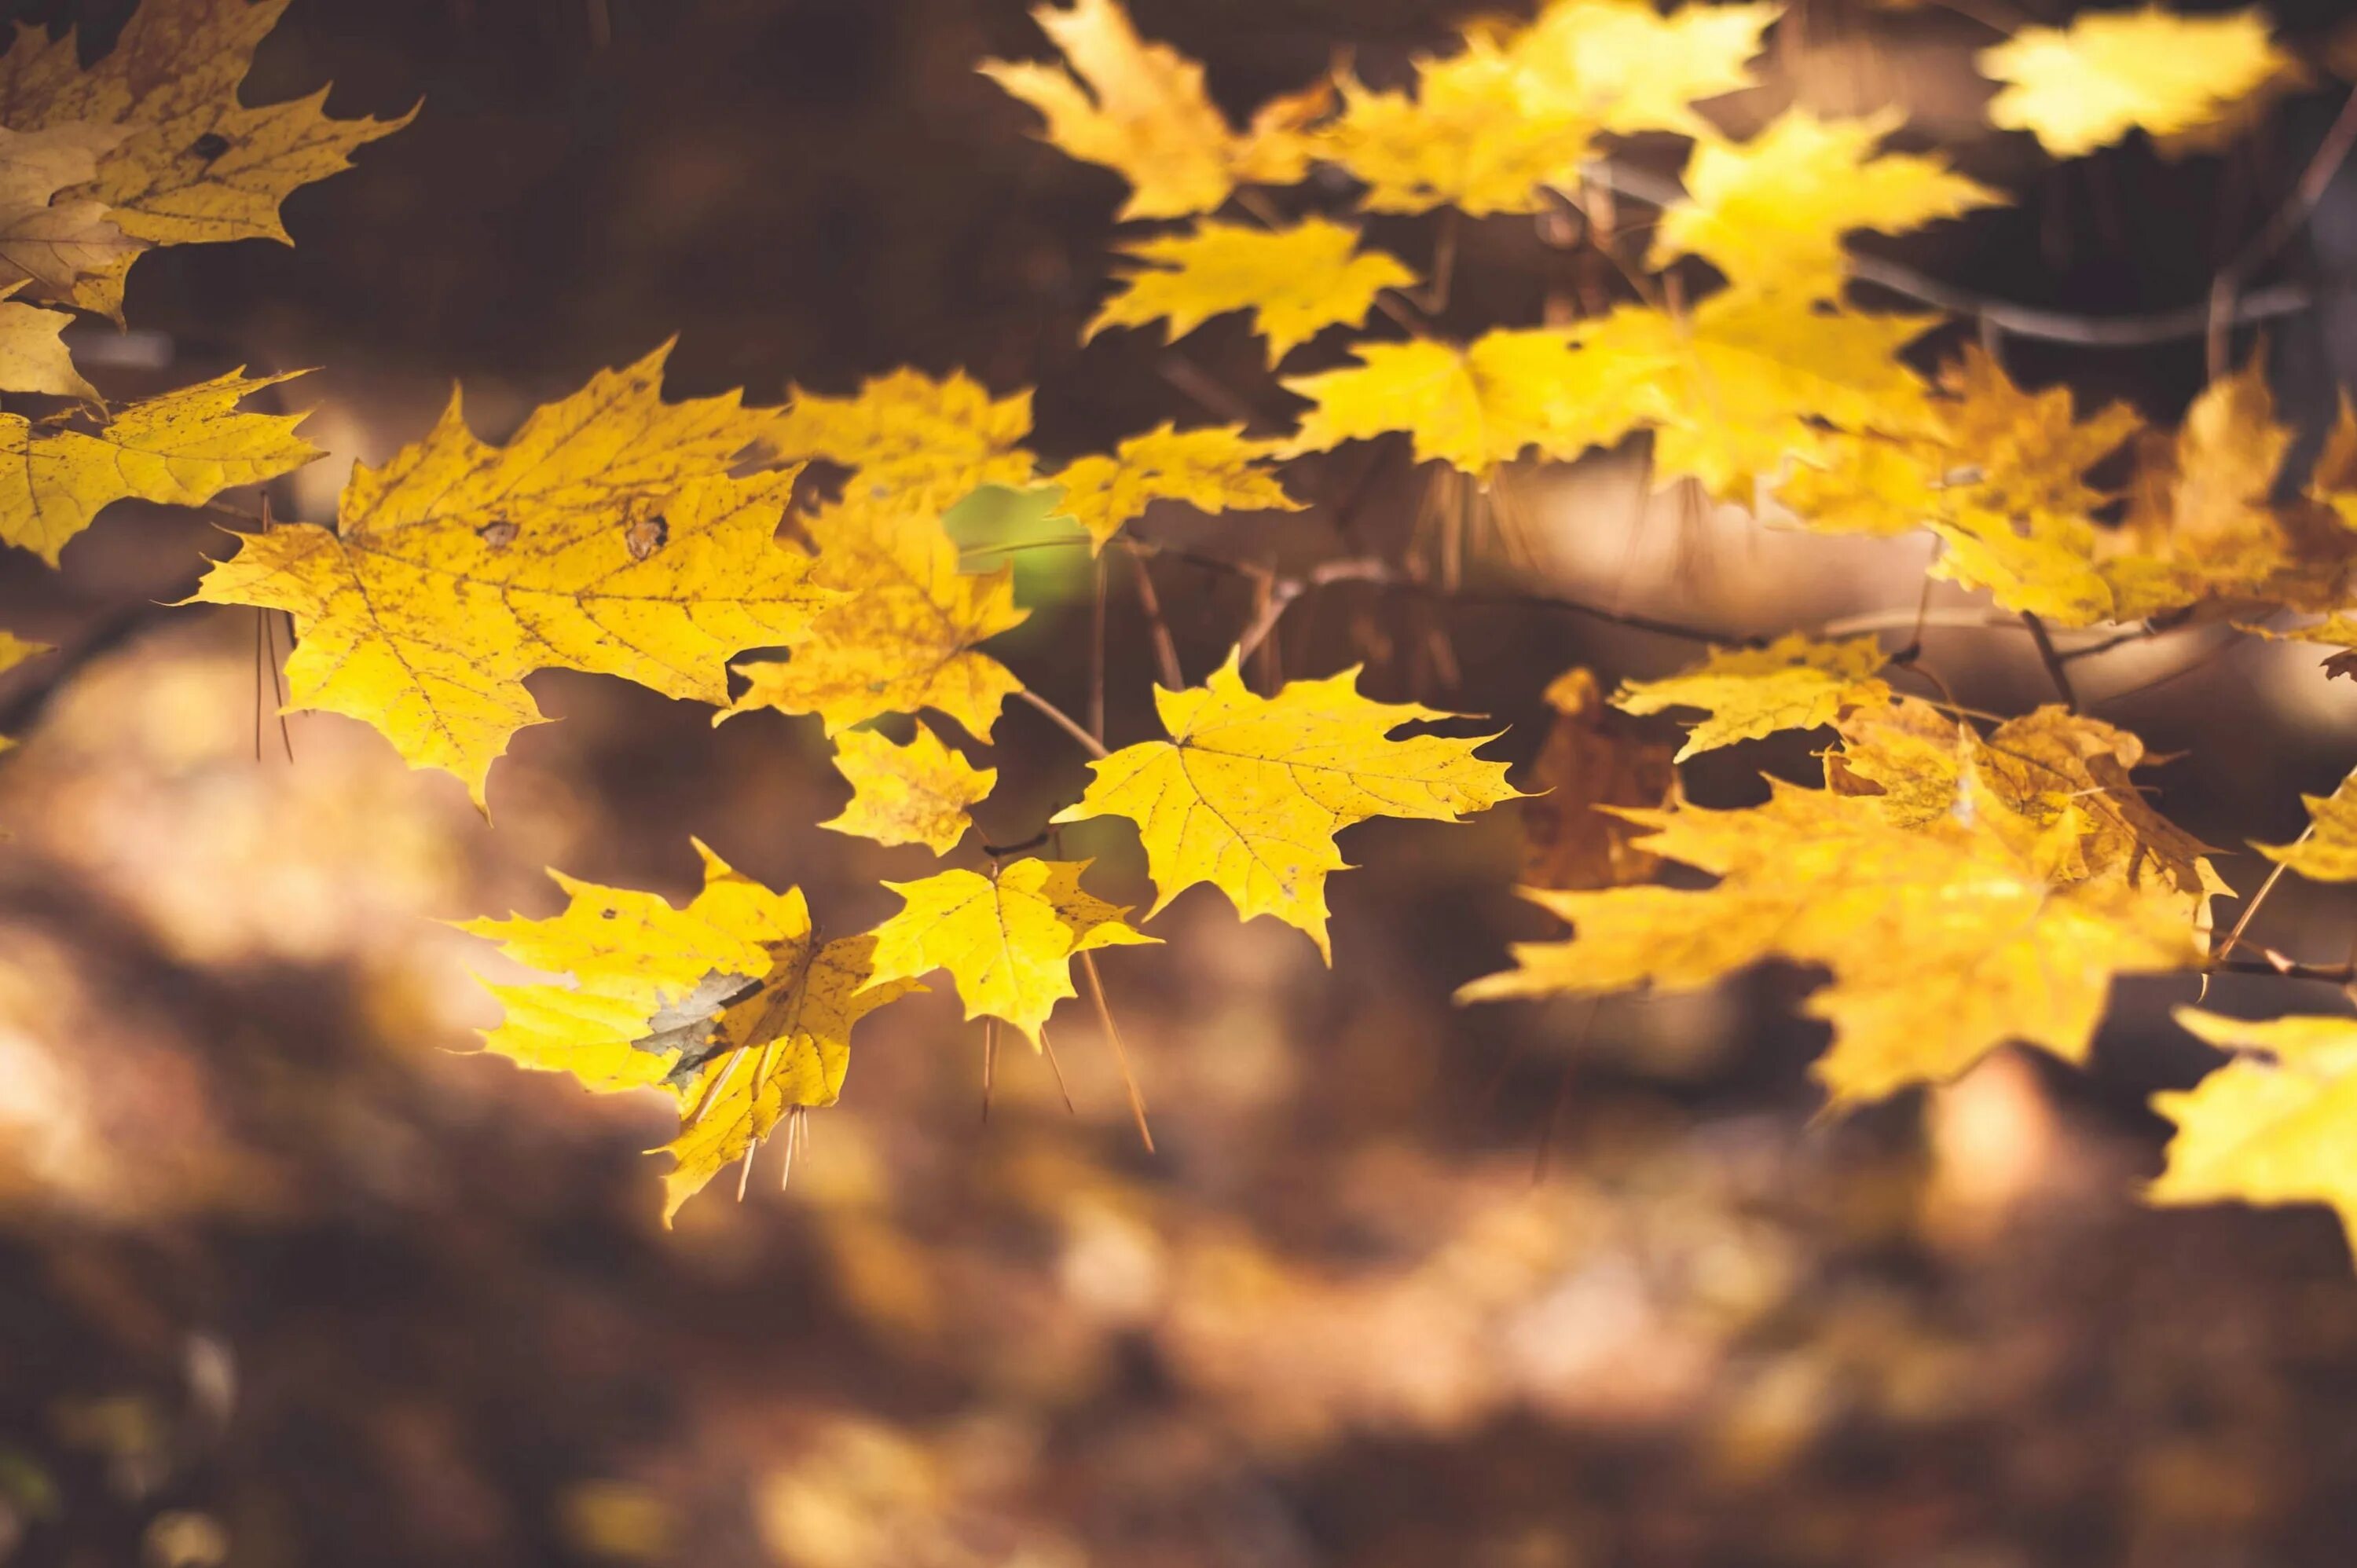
xmin=1574 ymin=158 xmax=2315 ymax=350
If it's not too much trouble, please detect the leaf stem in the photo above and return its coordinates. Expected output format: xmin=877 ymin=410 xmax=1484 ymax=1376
xmin=1015 ymin=687 xmax=1110 ymax=759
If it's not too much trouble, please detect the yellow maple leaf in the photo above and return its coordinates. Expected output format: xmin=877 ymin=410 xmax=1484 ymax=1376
xmin=819 ymin=724 xmax=997 ymax=855
xmin=463 ymin=844 xmax=918 ymax=1218
xmin=660 ymin=930 xmax=919 ymax=1222
xmin=772 ymin=367 xmax=1035 ymax=511
xmin=0 ymin=291 xmax=95 ymax=400
xmin=1613 ymin=632 xmax=1891 ymax=760
xmin=1835 ymin=696 xmax=2223 ymax=899
xmin=981 ymin=0 xmax=1312 ymax=220
xmin=1281 ymin=326 xmax=1672 ymax=478
xmin=462 ymin=844 xmax=799 ymax=1095
xmin=0 ymin=123 xmax=137 ymax=302
xmin=0 ymin=0 xmax=415 ymax=317
xmin=1978 ymin=6 xmax=2289 ymax=159
xmin=1046 ymin=423 xmax=1299 ymax=551
xmin=1510 ymin=0 xmax=1777 ymax=137
xmin=1461 ymin=760 xmax=2208 ymax=1105
xmin=1786 ymin=347 xmax=2139 ymax=540
xmin=2 ymin=368 xmax=317 ymax=566
xmin=2095 ymin=359 xmax=2321 ymax=622
xmin=2256 ymin=775 xmax=2357 ymax=883
xmin=720 ymin=494 xmax=1028 ymax=742
xmin=863 ymin=858 xmax=1156 ymax=1046
xmin=193 ymin=343 xmax=834 ymax=806
xmin=1561 ymin=294 xmax=1937 ymax=502
xmin=1319 ymin=38 xmax=1596 ymax=217
xmin=1651 ymin=109 xmax=2000 ymax=299
xmin=1051 ymin=653 xmax=1519 ymax=958
xmin=1086 ymin=218 xmax=1418 ymax=364
xmin=2151 ymin=1007 xmax=2357 ymax=1256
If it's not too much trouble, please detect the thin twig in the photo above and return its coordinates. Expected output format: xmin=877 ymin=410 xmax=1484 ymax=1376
xmin=1573 ymin=158 xmax=2315 ymax=349
xmin=1039 ymin=1025 xmax=1076 ymax=1115
xmin=1129 ymin=551 xmax=1186 ymax=688
xmin=1015 ymin=687 xmax=1111 ymax=760
xmin=2021 ymin=612 xmax=2080 ymax=713
xmin=1080 ymin=949 xmax=1153 ymax=1153
xmin=2209 ymin=86 xmax=2357 ymax=379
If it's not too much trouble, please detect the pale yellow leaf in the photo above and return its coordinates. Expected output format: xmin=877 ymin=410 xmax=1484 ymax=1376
xmin=980 ymin=0 xmax=1302 ymax=220
xmin=863 ymin=858 xmax=1156 ymax=1046
xmin=1087 ymin=218 xmax=1418 ymax=363
xmin=1511 ymin=0 xmax=1777 ymax=137
xmin=2152 ymin=1007 xmax=2357 ymax=1256
xmin=659 ymin=931 xmax=919 ymax=1222
xmin=193 ymin=344 xmax=834 ymax=805
xmin=0 ymin=295 xmax=94 ymax=399
xmin=772 ymin=368 xmax=1035 ymax=510
xmin=1978 ymin=6 xmax=2289 ymax=158
xmin=1651 ymin=109 xmax=2000 ymax=299
xmin=1613 ymin=632 xmax=1891 ymax=760
xmin=1051 ymin=652 xmax=1519 ymax=958
xmin=819 ymin=724 xmax=997 ymax=855
xmin=1461 ymin=762 xmax=2209 ymax=1105
xmin=2 ymin=367 xmax=316 ymax=566
xmin=0 ymin=0 xmax=415 ymax=315
xmin=1046 ymin=423 xmax=1299 ymax=551
xmin=720 ymin=494 xmax=1027 ymax=742
xmin=1281 ymin=326 xmax=1672 ymax=478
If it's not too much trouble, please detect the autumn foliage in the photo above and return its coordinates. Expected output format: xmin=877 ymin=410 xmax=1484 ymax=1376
xmin=12 ymin=0 xmax=2357 ymax=1277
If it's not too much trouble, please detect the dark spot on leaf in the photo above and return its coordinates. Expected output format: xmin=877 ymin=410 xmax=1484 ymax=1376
xmin=477 ymin=518 xmax=519 ymax=548
xmin=625 ymin=513 xmax=669 ymax=562
xmin=190 ymin=132 xmax=231 ymax=163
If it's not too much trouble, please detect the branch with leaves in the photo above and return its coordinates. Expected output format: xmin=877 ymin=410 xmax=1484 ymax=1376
xmin=19 ymin=0 xmax=2357 ymax=1261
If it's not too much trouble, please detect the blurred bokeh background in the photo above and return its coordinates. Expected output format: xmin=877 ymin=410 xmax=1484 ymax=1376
xmin=8 ymin=0 xmax=2357 ymax=1563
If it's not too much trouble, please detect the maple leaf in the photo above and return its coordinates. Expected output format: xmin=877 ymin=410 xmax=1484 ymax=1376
xmin=1281 ymin=327 xmax=1672 ymax=478
xmin=2256 ymin=775 xmax=2357 ymax=884
xmin=1650 ymin=109 xmax=2000 ymax=299
xmin=1509 ymin=0 xmax=1777 ymax=137
xmin=1786 ymin=350 xmax=2132 ymax=528
xmin=819 ymin=723 xmax=997 ymax=855
xmin=720 ymin=494 xmax=1028 ymax=742
xmin=1461 ymin=758 xmax=2208 ymax=1105
xmin=463 ymin=844 xmax=918 ymax=1219
xmin=0 ymin=290 xmax=95 ymax=400
xmin=1835 ymin=696 xmax=2223 ymax=899
xmin=1614 ymin=632 xmax=1890 ymax=761
xmin=0 ymin=0 xmax=416 ymax=317
xmin=771 ymin=368 xmax=1035 ymax=510
xmin=193 ymin=343 xmax=836 ymax=806
xmin=1046 ymin=423 xmax=1299 ymax=552
xmin=1318 ymin=38 xmax=1596 ymax=217
xmin=1520 ymin=668 xmax=1675 ymax=891
xmin=1978 ymin=6 xmax=2289 ymax=159
xmin=1086 ymin=218 xmax=1418 ymax=364
xmin=1569 ymin=294 xmax=1937 ymax=502
xmin=0 ymin=368 xmax=317 ymax=566
xmin=980 ymin=0 xmax=1314 ymax=220
xmin=1318 ymin=2 xmax=1775 ymax=216
xmin=660 ymin=930 xmax=918 ymax=1222
xmin=0 ymin=123 xmax=137 ymax=302
xmin=863 ymin=858 xmax=1155 ymax=1046
xmin=2087 ymin=359 xmax=2357 ymax=624
xmin=2151 ymin=1007 xmax=2357 ymax=1255
xmin=462 ymin=844 xmax=801 ymax=1096
xmin=1051 ymin=653 xmax=1519 ymax=958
